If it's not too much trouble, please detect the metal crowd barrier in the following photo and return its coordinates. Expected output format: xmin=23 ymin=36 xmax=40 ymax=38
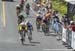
xmin=71 ymin=31 xmax=75 ymax=50
xmin=66 ymin=28 xmax=72 ymax=47
xmin=62 ymin=26 xmax=67 ymax=43
xmin=62 ymin=26 xmax=75 ymax=50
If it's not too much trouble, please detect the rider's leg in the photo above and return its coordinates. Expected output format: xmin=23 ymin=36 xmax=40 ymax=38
xmin=28 ymin=30 xmax=32 ymax=43
xmin=30 ymin=30 xmax=32 ymax=40
xmin=20 ymin=31 xmax=25 ymax=45
xmin=20 ymin=31 xmax=24 ymax=44
xmin=36 ymin=22 xmax=40 ymax=31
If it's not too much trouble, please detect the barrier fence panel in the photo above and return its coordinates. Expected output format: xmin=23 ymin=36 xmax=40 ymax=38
xmin=61 ymin=25 xmax=75 ymax=50
xmin=71 ymin=31 xmax=75 ymax=50
xmin=66 ymin=28 xmax=72 ymax=47
xmin=62 ymin=26 xmax=67 ymax=43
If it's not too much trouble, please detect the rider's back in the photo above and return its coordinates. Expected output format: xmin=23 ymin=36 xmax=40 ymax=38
xmin=27 ymin=22 xmax=33 ymax=30
xmin=18 ymin=22 xmax=28 ymax=31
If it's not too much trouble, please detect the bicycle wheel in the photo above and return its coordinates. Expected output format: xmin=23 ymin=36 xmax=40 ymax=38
xmin=28 ymin=30 xmax=32 ymax=43
xmin=20 ymin=31 xmax=25 ymax=45
xmin=42 ymin=24 xmax=47 ymax=35
xmin=36 ymin=21 xmax=40 ymax=31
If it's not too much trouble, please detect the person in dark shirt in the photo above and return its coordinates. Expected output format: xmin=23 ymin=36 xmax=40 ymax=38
xmin=64 ymin=14 xmax=70 ymax=25
xmin=53 ymin=16 xmax=59 ymax=23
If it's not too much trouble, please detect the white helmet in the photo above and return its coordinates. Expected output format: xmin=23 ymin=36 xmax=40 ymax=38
xmin=37 ymin=10 xmax=41 ymax=14
xmin=16 ymin=4 xmax=20 ymax=7
xmin=20 ymin=22 xmax=25 ymax=25
xmin=70 ymin=21 xmax=73 ymax=24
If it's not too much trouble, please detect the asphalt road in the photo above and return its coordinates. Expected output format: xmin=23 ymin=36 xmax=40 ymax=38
xmin=0 ymin=0 xmax=73 ymax=51
xmin=0 ymin=0 xmax=4 ymax=29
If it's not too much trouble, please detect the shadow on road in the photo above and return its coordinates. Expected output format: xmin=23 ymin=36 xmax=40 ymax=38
xmin=2 ymin=0 xmax=16 ymax=2
xmin=31 ymin=42 xmax=40 ymax=44
xmin=23 ymin=44 xmax=36 ymax=46
xmin=49 ymin=34 xmax=57 ymax=36
xmin=65 ymin=45 xmax=72 ymax=49
xmin=45 ymin=33 xmax=57 ymax=37
xmin=38 ymin=30 xmax=43 ymax=32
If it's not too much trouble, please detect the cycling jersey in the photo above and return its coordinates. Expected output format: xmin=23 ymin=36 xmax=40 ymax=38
xmin=18 ymin=22 xmax=28 ymax=31
xmin=27 ymin=22 xmax=33 ymax=30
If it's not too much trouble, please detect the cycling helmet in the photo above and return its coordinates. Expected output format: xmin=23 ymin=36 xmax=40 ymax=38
xmin=16 ymin=4 xmax=20 ymax=7
xmin=20 ymin=21 xmax=25 ymax=25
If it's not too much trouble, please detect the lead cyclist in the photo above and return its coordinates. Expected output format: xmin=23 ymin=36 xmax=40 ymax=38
xmin=18 ymin=21 xmax=28 ymax=45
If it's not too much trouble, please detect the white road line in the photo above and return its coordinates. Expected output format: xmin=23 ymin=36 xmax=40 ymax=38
xmin=2 ymin=1 xmax=6 ymax=27
xmin=43 ymin=49 xmax=72 ymax=51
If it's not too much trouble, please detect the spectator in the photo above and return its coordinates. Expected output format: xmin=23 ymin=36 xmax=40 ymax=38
xmin=71 ymin=21 xmax=75 ymax=32
xmin=64 ymin=14 xmax=71 ymax=25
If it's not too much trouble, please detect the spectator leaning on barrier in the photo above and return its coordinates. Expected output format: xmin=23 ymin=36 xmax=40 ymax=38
xmin=61 ymin=14 xmax=71 ymax=29
xmin=68 ymin=21 xmax=74 ymax=30
xmin=69 ymin=21 xmax=75 ymax=50
xmin=70 ymin=21 xmax=75 ymax=32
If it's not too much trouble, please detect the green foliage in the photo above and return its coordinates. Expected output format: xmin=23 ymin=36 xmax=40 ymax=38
xmin=52 ymin=0 xmax=67 ymax=15
xmin=73 ymin=16 xmax=75 ymax=21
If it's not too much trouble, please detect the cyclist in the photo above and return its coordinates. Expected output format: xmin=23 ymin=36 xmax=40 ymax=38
xmin=20 ymin=0 xmax=25 ymax=10
xmin=36 ymin=14 xmax=42 ymax=31
xmin=26 ymin=3 xmax=30 ymax=16
xmin=42 ymin=16 xmax=49 ymax=36
xmin=27 ymin=21 xmax=33 ymax=43
xmin=18 ymin=21 xmax=28 ymax=45
xmin=16 ymin=4 xmax=21 ymax=16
